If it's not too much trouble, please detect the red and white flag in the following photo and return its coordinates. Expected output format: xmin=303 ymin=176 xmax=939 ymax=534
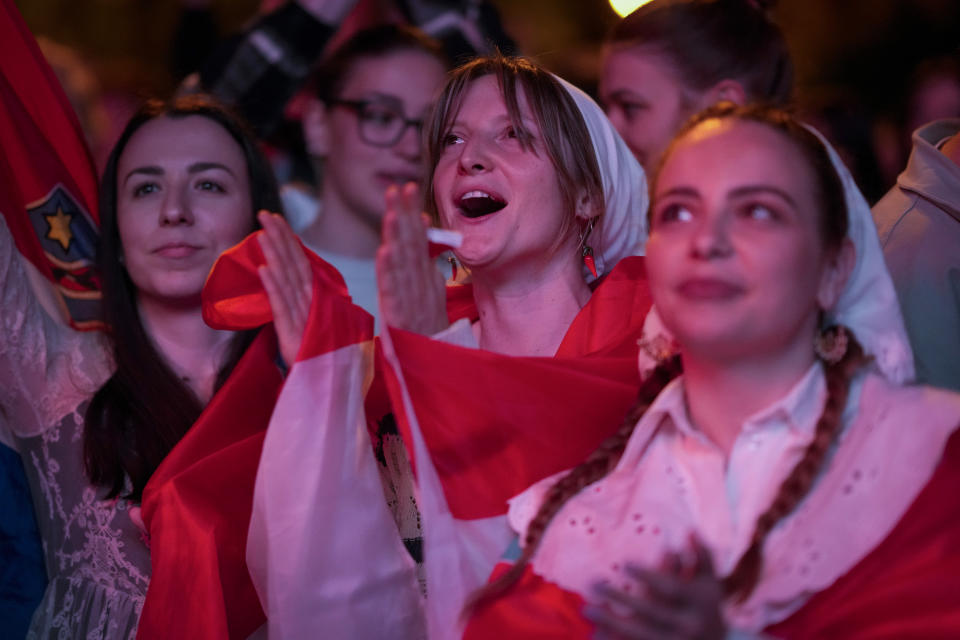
xmin=138 ymin=234 xmax=367 ymax=639
xmin=229 ymin=233 xmax=427 ymax=638
xmin=0 ymin=0 xmax=101 ymax=329
xmin=380 ymin=257 xmax=651 ymax=638
xmin=247 ymin=254 xmax=652 ymax=638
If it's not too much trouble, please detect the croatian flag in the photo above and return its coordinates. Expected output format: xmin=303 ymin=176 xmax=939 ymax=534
xmin=0 ymin=0 xmax=100 ymax=330
xmin=0 ymin=1 xmax=100 ymax=636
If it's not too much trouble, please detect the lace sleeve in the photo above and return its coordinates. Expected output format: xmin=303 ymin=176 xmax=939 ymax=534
xmin=0 ymin=215 xmax=112 ymax=440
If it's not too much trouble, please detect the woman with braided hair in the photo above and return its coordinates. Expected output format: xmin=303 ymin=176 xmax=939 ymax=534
xmin=459 ymin=104 xmax=960 ymax=638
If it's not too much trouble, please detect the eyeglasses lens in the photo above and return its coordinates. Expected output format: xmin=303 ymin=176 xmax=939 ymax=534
xmin=358 ymin=104 xmax=406 ymax=147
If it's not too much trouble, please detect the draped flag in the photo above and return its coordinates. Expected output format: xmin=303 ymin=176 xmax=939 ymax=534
xmin=231 ymin=244 xmax=960 ymax=640
xmin=138 ymin=328 xmax=283 ymax=640
xmin=0 ymin=0 xmax=101 ymax=329
xmin=137 ymin=233 xmax=373 ymax=639
xmin=0 ymin=3 xmax=99 ymax=635
xmin=378 ymin=256 xmax=652 ymax=638
xmin=243 ymin=253 xmax=650 ymax=638
xmin=765 ymin=429 xmax=960 ymax=639
xmin=228 ymin=234 xmax=428 ymax=639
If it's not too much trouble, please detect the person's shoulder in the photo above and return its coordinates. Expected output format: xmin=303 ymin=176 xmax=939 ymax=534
xmin=872 ymin=184 xmax=920 ymax=244
xmin=861 ymin=372 xmax=960 ymax=428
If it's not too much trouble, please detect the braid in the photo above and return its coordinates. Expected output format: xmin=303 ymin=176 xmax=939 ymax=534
xmin=723 ymin=327 xmax=871 ymax=602
xmin=464 ymin=356 xmax=683 ymax=615
xmin=464 ymin=327 xmax=869 ymax=616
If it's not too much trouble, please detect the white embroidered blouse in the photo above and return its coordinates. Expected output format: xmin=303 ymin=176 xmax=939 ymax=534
xmin=508 ymin=362 xmax=960 ymax=631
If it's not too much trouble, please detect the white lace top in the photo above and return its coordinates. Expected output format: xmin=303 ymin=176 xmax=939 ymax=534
xmin=508 ymin=363 xmax=960 ymax=631
xmin=0 ymin=216 xmax=149 ymax=640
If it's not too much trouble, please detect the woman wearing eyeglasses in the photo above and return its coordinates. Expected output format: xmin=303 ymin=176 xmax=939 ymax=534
xmin=294 ymin=24 xmax=449 ymax=327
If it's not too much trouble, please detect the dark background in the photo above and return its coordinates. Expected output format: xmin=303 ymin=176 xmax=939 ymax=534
xmin=16 ymin=0 xmax=959 ymax=111
xmin=15 ymin=0 xmax=960 ymax=198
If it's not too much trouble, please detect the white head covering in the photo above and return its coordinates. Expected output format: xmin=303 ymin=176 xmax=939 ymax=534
xmin=806 ymin=125 xmax=914 ymax=383
xmin=639 ymin=122 xmax=915 ymax=384
xmin=555 ymin=76 xmax=649 ymax=280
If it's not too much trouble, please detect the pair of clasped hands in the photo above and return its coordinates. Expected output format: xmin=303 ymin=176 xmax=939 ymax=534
xmin=256 ymin=184 xmax=727 ymax=640
xmin=253 ymin=183 xmax=447 ymax=367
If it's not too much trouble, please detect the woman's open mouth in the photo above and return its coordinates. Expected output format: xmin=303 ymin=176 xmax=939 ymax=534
xmin=457 ymin=190 xmax=507 ymax=218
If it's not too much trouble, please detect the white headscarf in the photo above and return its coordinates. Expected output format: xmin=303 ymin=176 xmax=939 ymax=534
xmin=555 ymin=76 xmax=649 ymax=280
xmin=806 ymin=126 xmax=914 ymax=382
xmin=639 ymin=122 xmax=915 ymax=384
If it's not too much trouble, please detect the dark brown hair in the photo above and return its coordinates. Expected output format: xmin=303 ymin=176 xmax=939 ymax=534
xmin=312 ymin=23 xmax=448 ymax=105
xmin=609 ymin=0 xmax=793 ymax=106
xmin=423 ymin=55 xmax=605 ymax=244
xmin=84 ymin=94 xmax=282 ymax=503
xmin=469 ymin=105 xmax=865 ymax=613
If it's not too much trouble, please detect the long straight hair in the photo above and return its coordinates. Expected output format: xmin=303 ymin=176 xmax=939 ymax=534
xmin=312 ymin=23 xmax=448 ymax=105
xmin=83 ymin=94 xmax=282 ymax=503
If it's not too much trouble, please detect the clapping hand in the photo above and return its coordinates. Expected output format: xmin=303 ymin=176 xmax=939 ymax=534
xmin=585 ymin=538 xmax=726 ymax=640
xmin=376 ymin=182 xmax=448 ymax=336
xmin=256 ymin=210 xmax=313 ymax=368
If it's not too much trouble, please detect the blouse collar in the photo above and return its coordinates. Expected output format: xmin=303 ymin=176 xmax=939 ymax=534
xmin=618 ymin=361 xmax=826 ymax=469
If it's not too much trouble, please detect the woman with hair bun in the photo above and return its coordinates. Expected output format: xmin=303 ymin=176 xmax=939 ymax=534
xmin=460 ymin=104 xmax=960 ymax=639
xmin=601 ymin=0 xmax=793 ymax=172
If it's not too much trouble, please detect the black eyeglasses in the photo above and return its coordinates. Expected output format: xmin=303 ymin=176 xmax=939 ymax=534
xmin=331 ymin=99 xmax=424 ymax=148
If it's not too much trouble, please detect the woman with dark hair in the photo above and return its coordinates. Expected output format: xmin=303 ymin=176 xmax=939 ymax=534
xmin=457 ymin=104 xmax=960 ymax=638
xmin=0 ymin=93 xmax=309 ymax=639
xmin=601 ymin=0 xmax=793 ymax=172
xmin=85 ymin=95 xmax=285 ymax=505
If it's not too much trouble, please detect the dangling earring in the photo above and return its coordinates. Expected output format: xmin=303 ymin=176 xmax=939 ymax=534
xmin=579 ymin=217 xmax=598 ymax=279
xmin=582 ymin=245 xmax=597 ymax=279
xmin=447 ymin=254 xmax=459 ymax=281
xmin=814 ymin=325 xmax=849 ymax=365
xmin=638 ymin=333 xmax=679 ymax=366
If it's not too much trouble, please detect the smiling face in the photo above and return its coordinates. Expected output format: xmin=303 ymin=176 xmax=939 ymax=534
xmin=116 ymin=115 xmax=255 ymax=306
xmin=645 ymin=118 xmax=846 ymax=362
xmin=432 ymin=75 xmax=575 ymax=274
xmin=600 ymin=47 xmax=700 ymax=173
xmin=316 ymin=49 xmax=447 ymax=229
